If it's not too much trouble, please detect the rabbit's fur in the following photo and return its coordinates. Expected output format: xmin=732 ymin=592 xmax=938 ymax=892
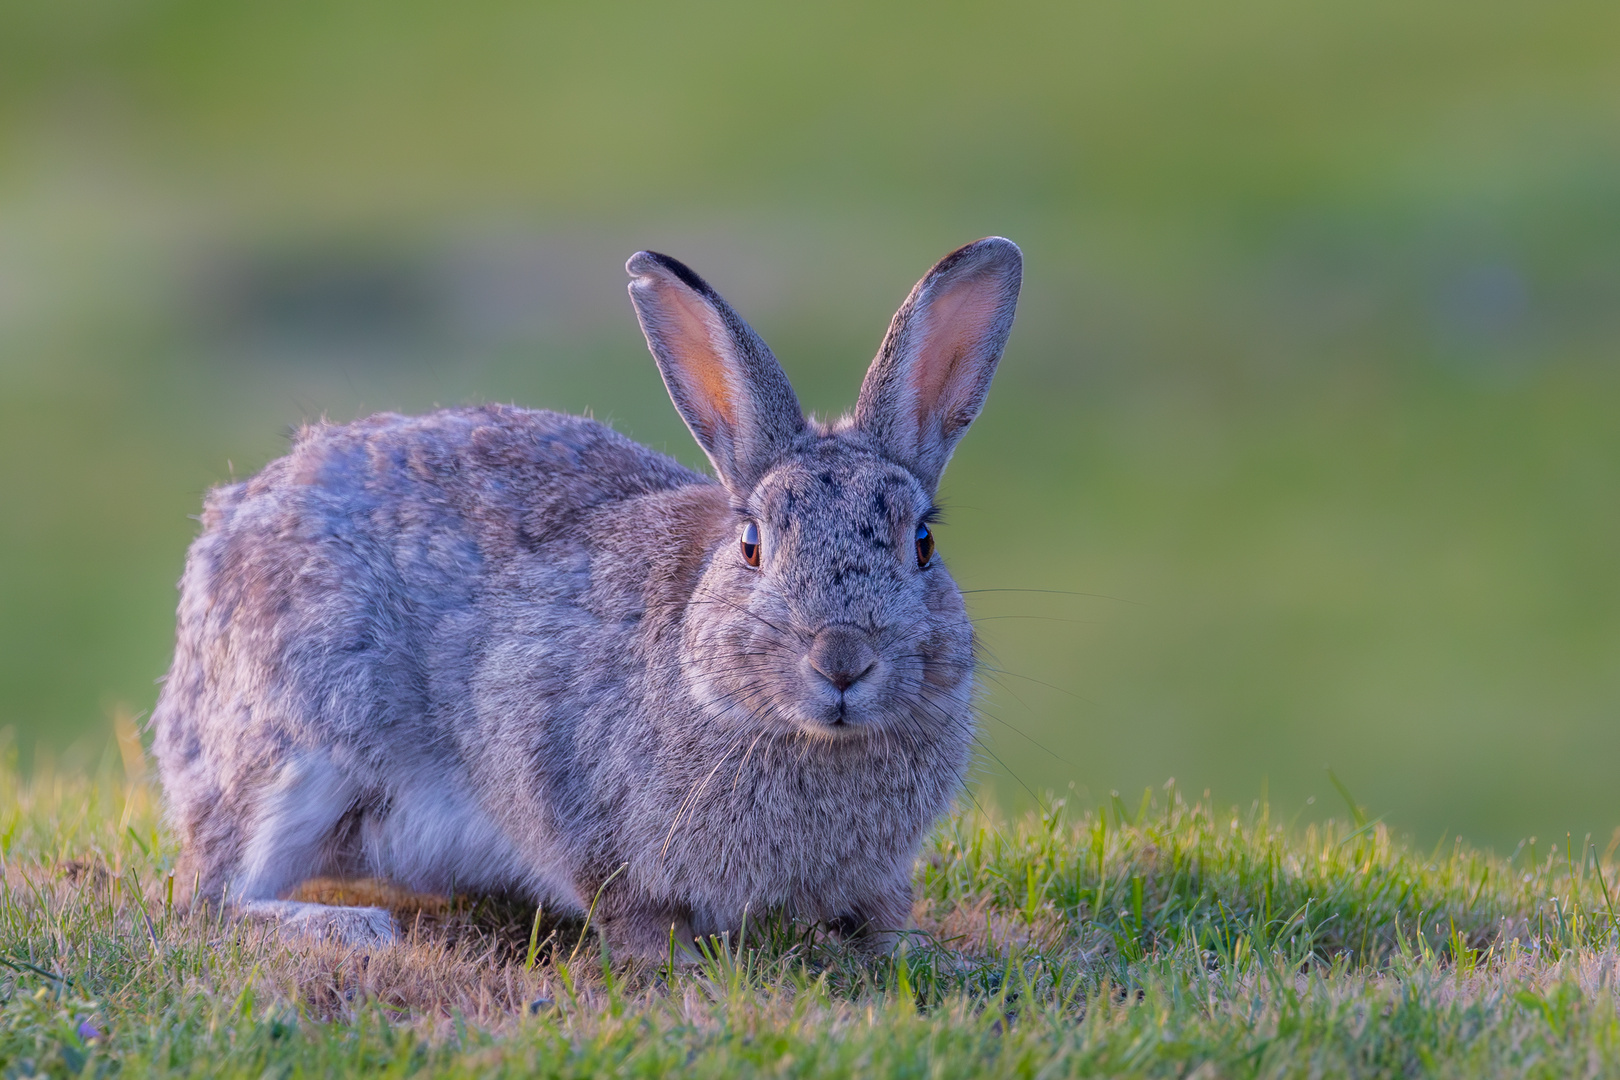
xmin=152 ymin=237 xmax=1022 ymax=956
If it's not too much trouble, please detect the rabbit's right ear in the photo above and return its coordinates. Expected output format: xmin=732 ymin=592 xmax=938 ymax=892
xmin=628 ymin=252 xmax=805 ymax=495
xmin=854 ymin=238 xmax=1022 ymax=493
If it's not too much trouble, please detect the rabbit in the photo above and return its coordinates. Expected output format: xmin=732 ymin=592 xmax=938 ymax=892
xmin=150 ymin=236 xmax=1023 ymax=956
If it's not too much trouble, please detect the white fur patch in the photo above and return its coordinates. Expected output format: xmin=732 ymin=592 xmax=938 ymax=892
xmin=239 ymin=900 xmax=399 ymax=946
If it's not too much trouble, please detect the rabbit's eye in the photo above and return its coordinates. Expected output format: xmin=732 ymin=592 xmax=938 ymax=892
xmin=740 ymin=521 xmax=761 ymax=568
xmin=915 ymin=523 xmax=934 ymax=568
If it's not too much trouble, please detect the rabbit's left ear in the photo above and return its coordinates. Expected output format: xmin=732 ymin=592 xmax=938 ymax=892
xmin=628 ymin=252 xmax=805 ymax=494
xmin=854 ymin=238 xmax=1022 ymax=492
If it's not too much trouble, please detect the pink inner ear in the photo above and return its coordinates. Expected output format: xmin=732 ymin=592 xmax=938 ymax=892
xmin=906 ymin=276 xmax=1005 ymax=431
xmin=654 ymin=280 xmax=738 ymax=430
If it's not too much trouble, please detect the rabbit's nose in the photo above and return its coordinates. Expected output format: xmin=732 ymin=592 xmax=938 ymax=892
xmin=807 ymin=625 xmax=877 ymax=693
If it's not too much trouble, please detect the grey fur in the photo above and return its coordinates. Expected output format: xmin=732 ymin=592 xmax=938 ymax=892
xmin=152 ymin=237 xmax=1023 ymax=956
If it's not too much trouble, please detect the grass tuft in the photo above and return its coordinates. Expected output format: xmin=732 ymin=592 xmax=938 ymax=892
xmin=3 ymin=763 xmax=1619 ymax=1077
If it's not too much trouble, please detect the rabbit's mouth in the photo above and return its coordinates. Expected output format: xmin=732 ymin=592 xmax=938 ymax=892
xmin=791 ymin=659 xmax=933 ymax=736
xmin=683 ymin=618 xmax=970 ymax=740
xmin=791 ymin=623 xmax=891 ymax=730
xmin=816 ymin=692 xmax=860 ymax=729
xmin=788 ymin=686 xmax=875 ymax=732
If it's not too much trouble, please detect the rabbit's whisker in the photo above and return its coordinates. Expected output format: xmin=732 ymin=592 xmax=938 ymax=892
xmin=975 ymin=662 xmax=1085 ymax=701
xmin=660 ymin=727 xmax=755 ymax=861
xmin=731 ymin=729 xmax=773 ymax=794
xmin=689 ymin=587 xmax=797 ymax=640
xmin=910 ymin=684 xmax=1047 ymax=813
xmin=657 ymin=673 xmax=792 ymax=844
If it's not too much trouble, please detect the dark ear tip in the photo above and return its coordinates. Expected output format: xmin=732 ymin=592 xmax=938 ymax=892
xmin=974 ymin=236 xmax=1022 ymax=256
xmin=930 ymin=237 xmax=1022 ymax=286
xmin=625 ymin=250 xmax=715 ymax=297
xmin=963 ymin=236 xmax=1023 ymax=272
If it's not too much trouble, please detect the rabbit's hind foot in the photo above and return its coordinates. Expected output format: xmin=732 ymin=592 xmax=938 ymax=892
xmin=595 ymin=906 xmax=701 ymax=965
xmin=239 ymin=899 xmax=400 ymax=947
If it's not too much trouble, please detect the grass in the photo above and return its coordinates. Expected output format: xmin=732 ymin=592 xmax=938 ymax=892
xmin=5 ymin=759 xmax=1620 ymax=1077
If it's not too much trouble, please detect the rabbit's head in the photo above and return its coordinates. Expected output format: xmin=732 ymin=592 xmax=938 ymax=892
xmin=627 ymin=239 xmax=1021 ymax=744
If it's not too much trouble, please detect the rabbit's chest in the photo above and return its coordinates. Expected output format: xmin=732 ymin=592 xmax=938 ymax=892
xmin=653 ymin=739 xmax=961 ymax=907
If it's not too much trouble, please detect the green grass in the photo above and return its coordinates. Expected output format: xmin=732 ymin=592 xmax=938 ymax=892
xmin=5 ymin=759 xmax=1620 ymax=1078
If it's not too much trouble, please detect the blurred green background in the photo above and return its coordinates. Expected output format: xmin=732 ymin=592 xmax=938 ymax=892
xmin=2 ymin=0 xmax=1617 ymax=850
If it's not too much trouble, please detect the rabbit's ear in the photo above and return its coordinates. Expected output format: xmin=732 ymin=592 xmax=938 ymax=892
xmin=628 ymin=252 xmax=805 ymax=494
xmin=854 ymin=238 xmax=1022 ymax=492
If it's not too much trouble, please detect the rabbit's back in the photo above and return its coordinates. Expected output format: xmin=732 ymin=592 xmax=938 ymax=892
xmin=152 ymin=405 xmax=706 ymax=897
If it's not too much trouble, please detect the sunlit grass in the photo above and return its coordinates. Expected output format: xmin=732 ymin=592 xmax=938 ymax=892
xmin=4 ymin=758 xmax=1620 ymax=1077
